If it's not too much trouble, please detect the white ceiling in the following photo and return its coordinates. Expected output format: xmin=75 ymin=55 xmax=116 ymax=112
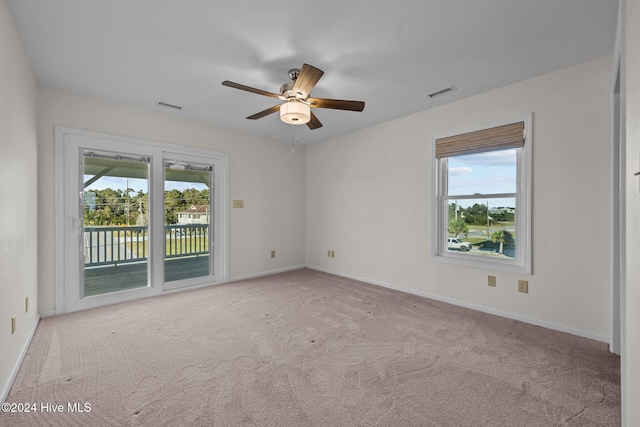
xmin=7 ymin=0 xmax=618 ymax=145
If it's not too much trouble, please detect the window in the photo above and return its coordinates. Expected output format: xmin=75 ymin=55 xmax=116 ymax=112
xmin=432 ymin=114 xmax=532 ymax=274
xmin=56 ymin=127 xmax=229 ymax=313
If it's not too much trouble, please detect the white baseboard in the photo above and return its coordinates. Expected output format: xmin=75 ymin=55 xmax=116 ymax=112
xmin=39 ymin=310 xmax=56 ymax=318
xmin=229 ymin=265 xmax=306 ymax=283
xmin=1 ymin=314 xmax=40 ymax=403
xmin=306 ymin=265 xmax=609 ymax=344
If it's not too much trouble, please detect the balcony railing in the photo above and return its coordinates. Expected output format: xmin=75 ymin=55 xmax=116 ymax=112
xmin=84 ymin=224 xmax=208 ymax=267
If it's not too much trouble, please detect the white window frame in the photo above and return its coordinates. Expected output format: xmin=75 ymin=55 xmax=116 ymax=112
xmin=54 ymin=126 xmax=229 ymax=313
xmin=431 ymin=113 xmax=532 ymax=274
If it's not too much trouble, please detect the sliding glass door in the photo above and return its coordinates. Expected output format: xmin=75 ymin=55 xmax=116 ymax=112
xmin=57 ymin=127 xmax=228 ymax=313
xmin=164 ymin=159 xmax=213 ymax=287
xmin=83 ymin=152 xmax=151 ymax=297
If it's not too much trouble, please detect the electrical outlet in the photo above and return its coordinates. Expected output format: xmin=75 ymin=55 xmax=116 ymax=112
xmin=25 ymin=296 xmax=29 ymax=313
xmin=270 ymin=250 xmax=276 ymax=258
xmin=11 ymin=316 xmax=16 ymax=334
xmin=518 ymin=280 xmax=529 ymax=293
xmin=233 ymin=200 xmax=244 ymax=208
xmin=488 ymin=275 xmax=496 ymax=287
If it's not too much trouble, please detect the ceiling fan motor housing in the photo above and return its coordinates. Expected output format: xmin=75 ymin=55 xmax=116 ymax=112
xmin=280 ymin=82 xmax=295 ymax=99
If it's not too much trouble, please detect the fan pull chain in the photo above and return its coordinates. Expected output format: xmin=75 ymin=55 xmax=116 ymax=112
xmin=291 ymin=124 xmax=300 ymax=154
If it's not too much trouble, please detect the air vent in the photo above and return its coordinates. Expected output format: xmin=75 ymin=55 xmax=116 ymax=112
xmin=158 ymin=101 xmax=183 ymax=110
xmin=428 ymin=86 xmax=457 ymax=98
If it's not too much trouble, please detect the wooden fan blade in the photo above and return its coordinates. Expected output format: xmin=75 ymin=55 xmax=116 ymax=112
xmin=292 ymin=64 xmax=324 ymax=99
xmin=246 ymin=104 xmax=281 ymax=120
xmin=222 ymin=80 xmax=280 ymax=99
xmin=307 ymin=97 xmax=365 ymax=112
xmin=307 ymin=111 xmax=323 ymax=130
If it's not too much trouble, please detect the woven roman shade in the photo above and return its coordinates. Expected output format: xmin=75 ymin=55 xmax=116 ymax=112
xmin=435 ymin=121 xmax=524 ymax=158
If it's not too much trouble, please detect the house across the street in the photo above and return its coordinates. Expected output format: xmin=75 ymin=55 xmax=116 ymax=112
xmin=177 ymin=205 xmax=209 ymax=224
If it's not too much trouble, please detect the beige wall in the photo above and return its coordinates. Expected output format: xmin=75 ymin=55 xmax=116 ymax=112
xmin=0 ymin=0 xmax=39 ymax=400
xmin=307 ymin=56 xmax=612 ymax=341
xmin=623 ymin=0 xmax=640 ymax=423
xmin=37 ymin=86 xmax=307 ymax=313
xmin=3 ymin=0 xmax=630 ymax=417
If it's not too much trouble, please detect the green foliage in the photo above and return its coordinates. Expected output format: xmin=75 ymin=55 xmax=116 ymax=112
xmin=461 ymin=203 xmax=488 ymax=225
xmin=84 ymin=188 xmax=209 ymax=226
xmin=447 ymin=203 xmax=515 ymax=226
xmin=182 ymin=188 xmax=208 ymax=207
xmin=447 ymin=217 xmax=469 ymax=237
xmin=491 ymin=230 xmax=514 ymax=254
xmin=491 ymin=229 xmax=514 ymax=243
xmin=490 ymin=209 xmax=515 ymax=222
xmin=164 ymin=189 xmax=182 ymax=225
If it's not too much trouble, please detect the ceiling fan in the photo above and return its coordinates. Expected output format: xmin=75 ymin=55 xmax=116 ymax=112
xmin=222 ymin=63 xmax=365 ymax=130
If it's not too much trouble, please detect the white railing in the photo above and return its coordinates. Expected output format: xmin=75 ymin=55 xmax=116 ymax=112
xmin=84 ymin=224 xmax=208 ymax=267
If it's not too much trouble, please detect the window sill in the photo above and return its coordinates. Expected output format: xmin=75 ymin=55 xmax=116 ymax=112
xmin=431 ymin=252 xmax=532 ymax=275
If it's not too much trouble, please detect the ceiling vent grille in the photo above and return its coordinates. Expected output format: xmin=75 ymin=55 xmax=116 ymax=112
xmin=158 ymin=101 xmax=183 ymax=110
xmin=428 ymin=86 xmax=457 ymax=98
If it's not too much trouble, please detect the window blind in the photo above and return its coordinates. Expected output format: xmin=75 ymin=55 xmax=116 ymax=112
xmin=164 ymin=161 xmax=212 ymax=172
xmin=84 ymin=150 xmax=151 ymax=164
xmin=435 ymin=121 xmax=524 ymax=158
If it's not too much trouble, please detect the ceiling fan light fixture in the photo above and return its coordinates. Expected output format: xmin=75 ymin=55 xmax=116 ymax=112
xmin=280 ymin=102 xmax=310 ymax=125
xmin=222 ymin=63 xmax=363 ymax=130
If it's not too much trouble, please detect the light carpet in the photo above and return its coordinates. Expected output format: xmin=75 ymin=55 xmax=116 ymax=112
xmin=3 ymin=269 xmax=620 ymax=426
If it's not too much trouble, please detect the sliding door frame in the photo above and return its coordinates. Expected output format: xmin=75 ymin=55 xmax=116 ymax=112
xmin=54 ymin=126 xmax=229 ymax=314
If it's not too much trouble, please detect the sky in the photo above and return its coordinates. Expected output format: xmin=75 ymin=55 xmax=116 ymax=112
xmin=85 ymin=149 xmax=515 ymax=207
xmin=447 ymin=148 xmax=517 ymax=209
xmin=84 ymin=176 xmax=208 ymax=192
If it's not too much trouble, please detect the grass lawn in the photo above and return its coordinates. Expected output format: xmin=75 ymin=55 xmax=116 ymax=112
xmin=466 ymin=237 xmax=489 ymax=245
xmin=118 ymin=236 xmax=208 ymax=258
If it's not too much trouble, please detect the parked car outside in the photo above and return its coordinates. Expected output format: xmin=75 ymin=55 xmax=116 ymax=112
xmin=447 ymin=238 xmax=473 ymax=252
